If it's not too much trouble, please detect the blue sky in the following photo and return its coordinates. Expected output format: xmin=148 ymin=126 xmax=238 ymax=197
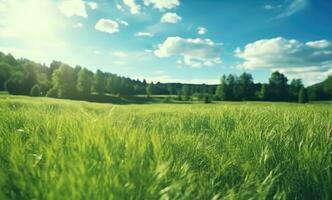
xmin=0 ymin=0 xmax=332 ymax=85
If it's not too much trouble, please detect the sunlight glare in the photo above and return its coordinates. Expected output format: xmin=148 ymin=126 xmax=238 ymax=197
xmin=1 ymin=0 xmax=64 ymax=47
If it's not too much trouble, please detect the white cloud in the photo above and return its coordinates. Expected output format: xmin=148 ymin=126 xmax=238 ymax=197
xmin=161 ymin=12 xmax=182 ymax=24
xmin=264 ymin=4 xmax=282 ymax=10
xmin=306 ymin=40 xmax=330 ymax=49
xmin=116 ymin=4 xmax=124 ymax=11
xmin=143 ymin=0 xmax=180 ymax=11
xmin=93 ymin=50 xmax=100 ymax=55
xmin=58 ymin=0 xmax=97 ymax=18
xmin=276 ymin=0 xmax=308 ymax=18
xmin=111 ymin=50 xmax=154 ymax=63
xmin=73 ymin=23 xmax=83 ymax=28
xmin=95 ymin=18 xmax=119 ymax=34
xmin=123 ymin=0 xmax=141 ymax=14
xmin=135 ymin=32 xmax=154 ymax=37
xmin=87 ymin=1 xmax=98 ymax=10
xmin=0 ymin=1 xmax=7 ymax=12
xmin=279 ymin=67 xmax=332 ymax=85
xmin=154 ymin=36 xmax=222 ymax=67
xmin=135 ymin=74 xmax=219 ymax=84
xmin=264 ymin=5 xmax=274 ymax=10
xmin=235 ymin=37 xmax=332 ymax=83
xmin=59 ymin=0 xmax=87 ymax=18
xmin=116 ymin=19 xmax=129 ymax=26
xmin=197 ymin=27 xmax=207 ymax=35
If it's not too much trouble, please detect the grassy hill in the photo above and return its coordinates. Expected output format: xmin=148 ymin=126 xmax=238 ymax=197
xmin=0 ymin=95 xmax=332 ymax=199
xmin=308 ymin=76 xmax=332 ymax=100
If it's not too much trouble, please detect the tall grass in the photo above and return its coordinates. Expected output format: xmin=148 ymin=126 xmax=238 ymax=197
xmin=0 ymin=95 xmax=332 ymax=199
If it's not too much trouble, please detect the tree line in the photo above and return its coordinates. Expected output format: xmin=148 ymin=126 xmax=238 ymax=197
xmin=0 ymin=51 xmax=331 ymax=103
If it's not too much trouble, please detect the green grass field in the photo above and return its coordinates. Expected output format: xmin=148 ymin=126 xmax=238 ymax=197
xmin=0 ymin=95 xmax=332 ymax=199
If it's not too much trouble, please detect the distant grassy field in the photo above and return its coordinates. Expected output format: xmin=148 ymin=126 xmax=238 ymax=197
xmin=0 ymin=95 xmax=332 ymax=199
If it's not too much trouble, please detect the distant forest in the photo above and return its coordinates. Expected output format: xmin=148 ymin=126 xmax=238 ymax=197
xmin=0 ymin=51 xmax=331 ymax=103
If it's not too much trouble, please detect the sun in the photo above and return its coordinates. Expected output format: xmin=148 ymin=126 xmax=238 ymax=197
xmin=0 ymin=0 xmax=65 ymax=47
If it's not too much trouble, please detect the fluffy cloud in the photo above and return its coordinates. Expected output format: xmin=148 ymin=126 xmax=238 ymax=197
xmin=59 ymin=0 xmax=97 ymax=18
xmin=95 ymin=19 xmax=119 ymax=34
xmin=161 ymin=12 xmax=182 ymax=24
xmin=306 ymin=40 xmax=331 ymax=49
xmin=59 ymin=0 xmax=87 ymax=17
xmin=143 ymin=0 xmax=180 ymax=11
xmin=154 ymin=36 xmax=222 ymax=67
xmin=235 ymin=37 xmax=332 ymax=83
xmin=197 ymin=27 xmax=207 ymax=35
xmin=123 ymin=0 xmax=141 ymax=14
xmin=135 ymin=32 xmax=154 ymax=37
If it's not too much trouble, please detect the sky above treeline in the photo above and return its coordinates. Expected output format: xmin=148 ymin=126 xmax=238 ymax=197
xmin=0 ymin=0 xmax=332 ymax=85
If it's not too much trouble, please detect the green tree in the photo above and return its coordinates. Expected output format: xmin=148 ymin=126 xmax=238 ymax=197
xmin=77 ymin=68 xmax=92 ymax=98
xmin=176 ymin=90 xmax=182 ymax=101
xmin=215 ymin=84 xmax=223 ymax=100
xmin=238 ymin=72 xmax=254 ymax=100
xmin=204 ymin=94 xmax=212 ymax=103
xmin=48 ymin=61 xmax=62 ymax=79
xmin=259 ymin=84 xmax=269 ymax=100
xmin=36 ymin=73 xmax=51 ymax=96
xmin=19 ymin=63 xmax=38 ymax=95
xmin=0 ymin=62 xmax=11 ymax=91
xmin=52 ymin=64 xmax=77 ymax=98
xmin=30 ymin=84 xmax=41 ymax=96
xmin=268 ymin=71 xmax=289 ymax=101
xmin=226 ymin=74 xmax=238 ymax=100
xmin=3 ymin=53 xmax=17 ymax=66
xmin=46 ymin=87 xmax=58 ymax=98
xmin=146 ymin=82 xmax=154 ymax=98
xmin=289 ymin=79 xmax=303 ymax=101
xmin=93 ymin=70 xmax=106 ymax=95
xmin=215 ymin=75 xmax=230 ymax=101
xmin=298 ymin=86 xmax=308 ymax=103
xmin=120 ymin=78 xmax=134 ymax=95
xmin=106 ymin=76 xmax=117 ymax=95
xmin=4 ymin=71 xmax=24 ymax=95
xmin=181 ymin=85 xmax=190 ymax=101
xmin=167 ymin=85 xmax=173 ymax=95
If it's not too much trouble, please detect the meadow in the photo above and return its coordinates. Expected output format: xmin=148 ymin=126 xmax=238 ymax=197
xmin=0 ymin=95 xmax=332 ymax=200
